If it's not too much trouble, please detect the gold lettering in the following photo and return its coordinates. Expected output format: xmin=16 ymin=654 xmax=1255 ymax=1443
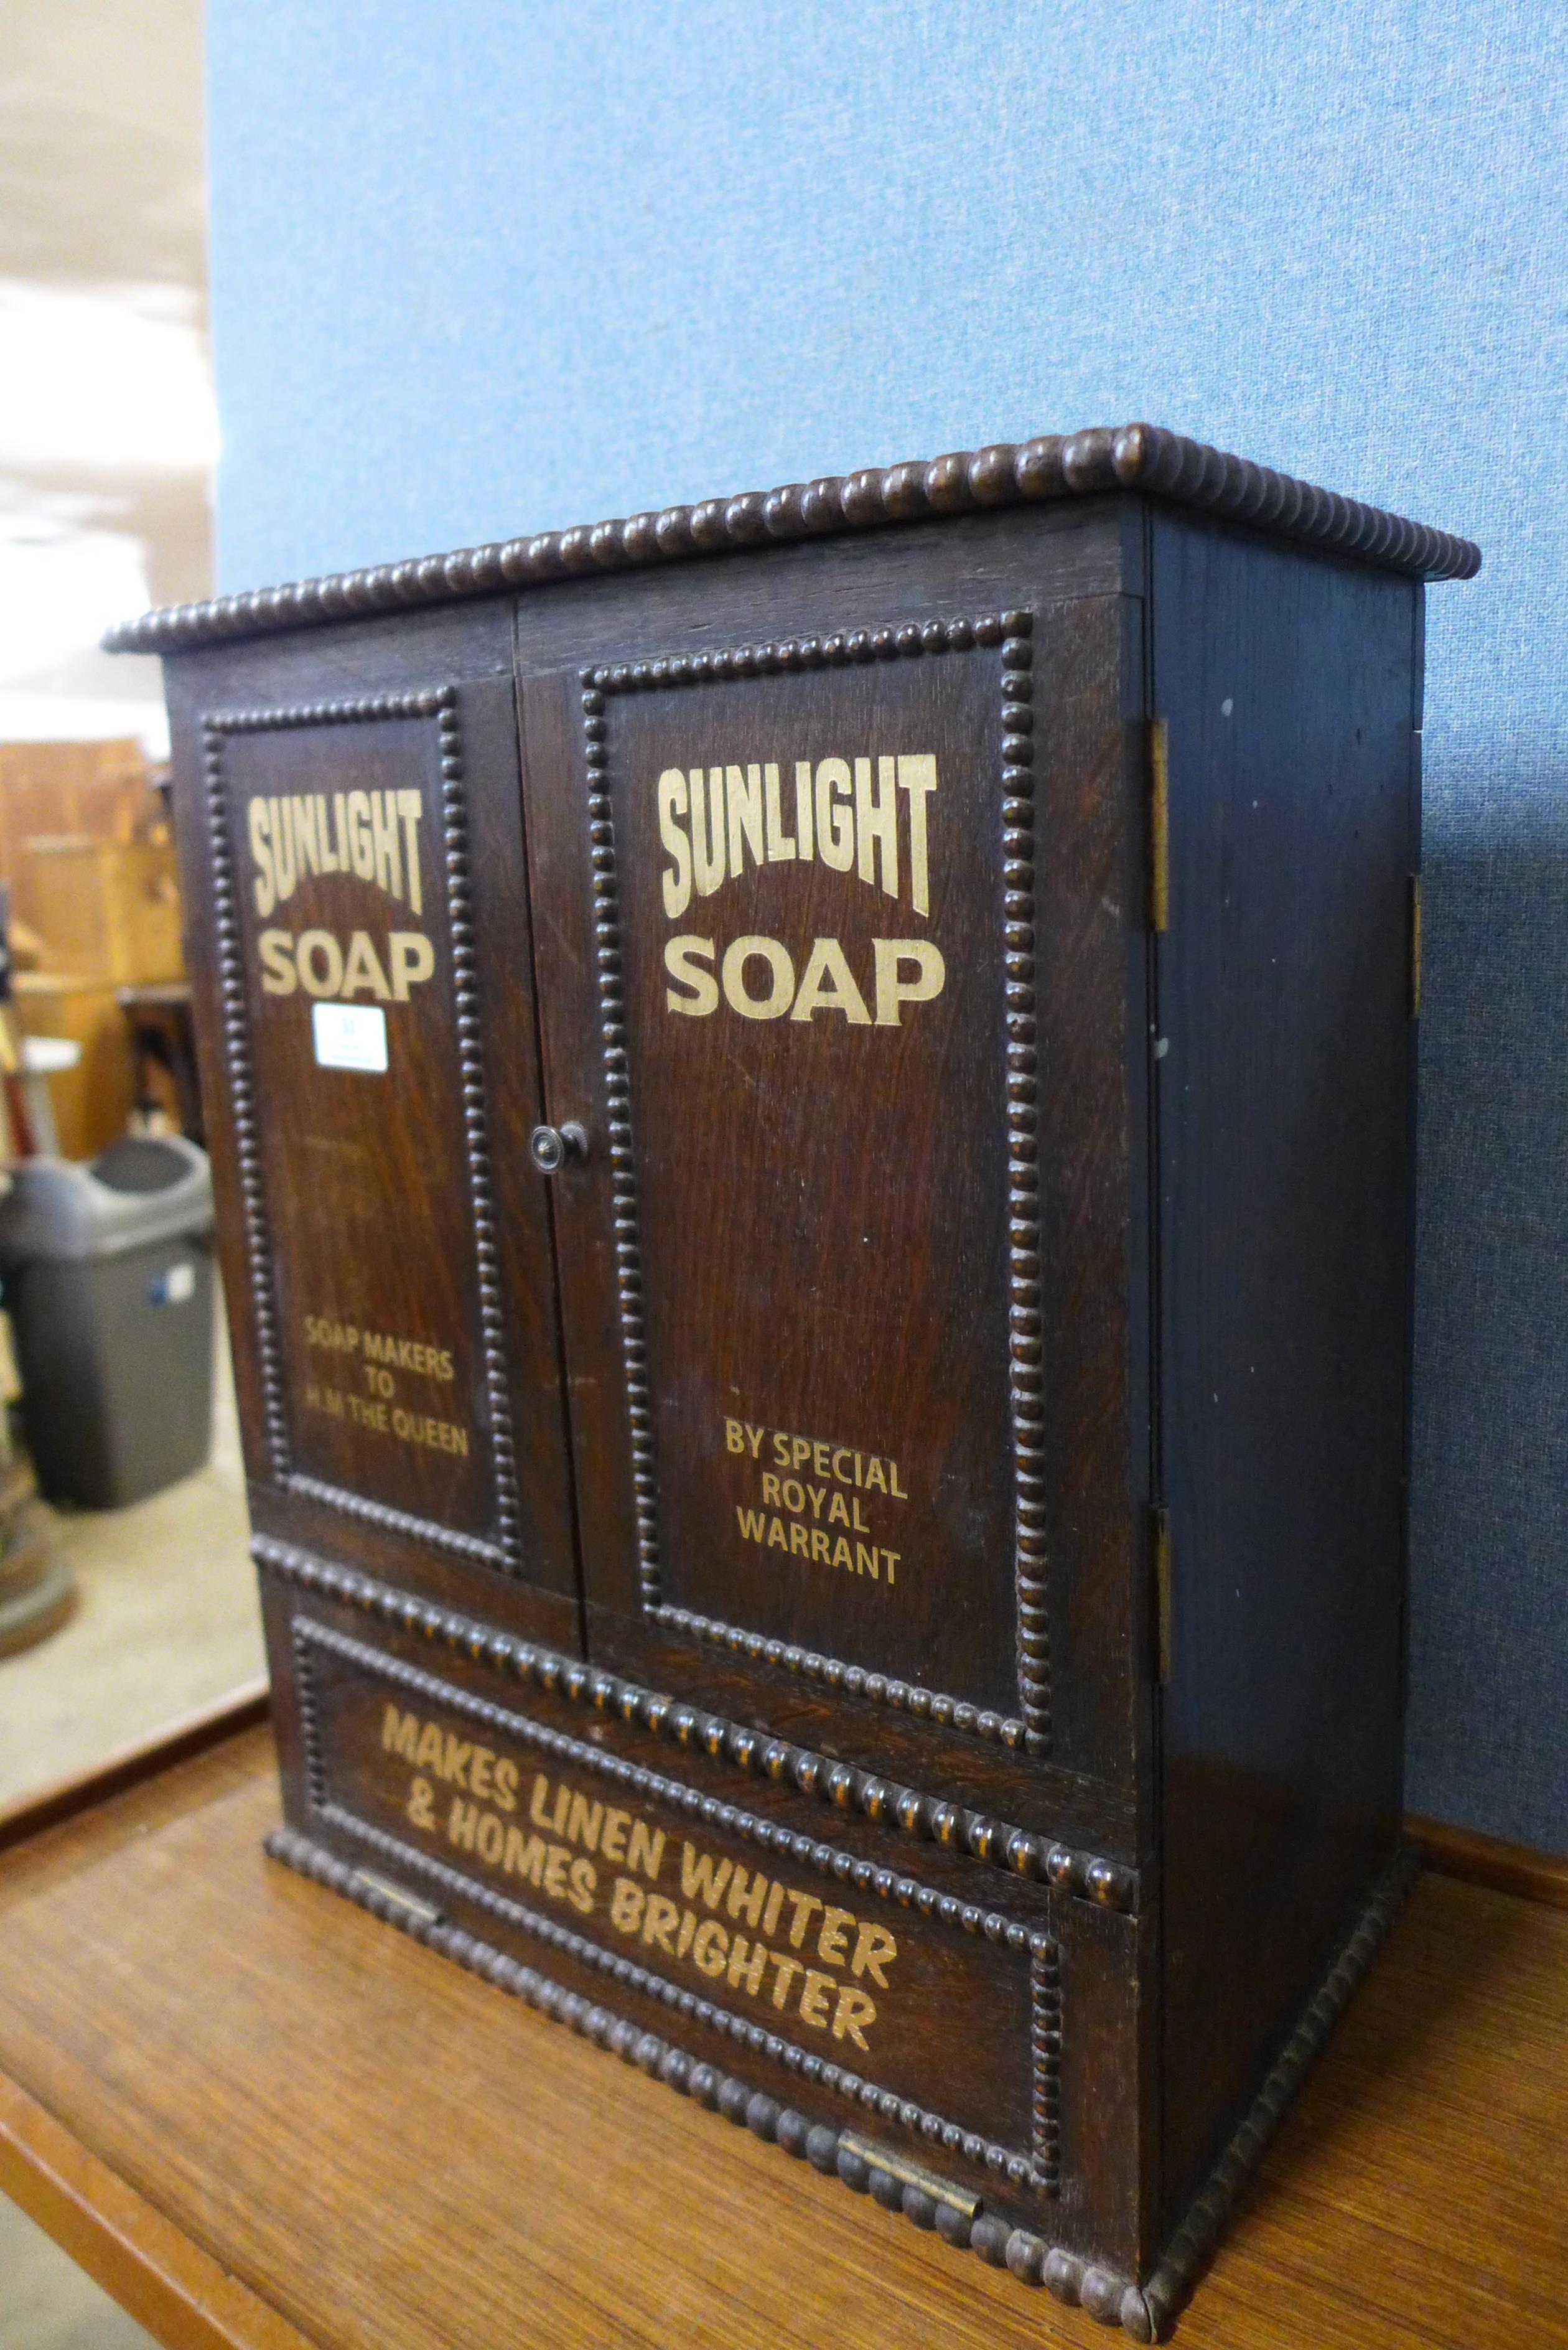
xmin=315 ymin=792 xmax=338 ymax=873
xmin=680 ymin=1844 xmax=733 ymax=1908
xmin=873 ymin=937 xmax=945 ymax=1026
xmin=610 ymin=1877 xmax=645 ymax=1934
xmin=628 ymin=1819 xmax=666 ymax=1883
xmin=346 ymin=789 xmax=374 ymax=881
xmin=296 ymin=929 xmax=344 ymax=998
xmin=726 ymin=1932 xmax=768 ymax=1996
xmin=768 ymin=1951 xmax=803 ymax=2009
xmin=269 ymin=796 xmax=296 ymax=901
xmin=389 ymin=932 xmax=434 ymax=999
xmin=692 ymin=1918 xmax=727 ymax=1976
xmin=722 ymin=935 xmax=794 ymax=1019
xmin=368 ymin=791 xmax=401 ymax=902
xmin=833 ymin=1984 xmax=877 ymax=2049
xmin=341 ymin=930 xmax=391 ymax=1001
xmin=249 ymin=798 xmax=276 ymax=916
xmin=785 ymin=1890 xmax=822 ymax=1949
xmin=665 ymin=934 xmax=718 ymax=1014
xmin=763 ymin=761 xmax=795 ymax=861
xmin=258 ymin=929 xmax=296 ymax=995
xmin=852 ymin=1920 xmax=898 ymax=1988
xmin=658 ymin=769 xmax=691 ymax=917
xmin=790 ymin=937 xmax=871 ymax=1025
xmin=566 ymin=1791 xmax=604 ymax=1853
xmin=855 ymin=754 xmax=898 ymax=897
xmin=814 ymin=757 xmax=854 ymax=871
xmin=799 ymin=1968 xmax=836 ymax=2031
xmin=818 ymin=1905 xmax=855 ymax=1966
xmin=726 ymin=763 xmax=764 ymax=878
xmin=726 ymin=1864 xmax=768 ymax=1928
xmin=690 ymin=768 xmax=726 ymax=897
xmin=503 ymin=1827 xmax=548 ymax=1885
xmin=382 ymin=1703 xmax=419 ymax=1762
xmin=447 ymin=1797 xmax=478 ymax=1850
xmin=291 ymin=795 xmax=321 ymax=878
xmin=793 ymin=759 xmax=814 ymax=860
xmin=600 ymin=1807 xmax=629 ymax=1864
xmin=896 ymin=754 xmax=937 ymax=915
xmin=396 ymin=791 xmax=424 ymax=916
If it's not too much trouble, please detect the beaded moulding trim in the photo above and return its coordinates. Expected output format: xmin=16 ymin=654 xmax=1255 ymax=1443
xmin=253 ymin=1536 xmax=1139 ymax=1913
xmin=289 ymin=1614 xmax=1062 ymax=2191
xmin=263 ymin=1830 xmax=1417 ymax=2339
xmin=202 ymin=689 xmax=523 ymax=1575
xmin=579 ymin=609 xmax=1050 ymax=1756
xmin=105 ymin=423 xmax=1481 ymax=655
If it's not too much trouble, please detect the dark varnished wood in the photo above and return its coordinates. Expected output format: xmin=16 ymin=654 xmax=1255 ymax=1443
xmin=144 ymin=469 xmax=1465 ymax=2324
xmin=1 ymin=1725 xmax=1564 ymax=2350
xmin=519 ymin=504 xmax=1151 ymax=1812
xmin=1149 ymin=517 xmax=1421 ymax=2223
xmin=164 ymin=604 xmax=581 ymax=1640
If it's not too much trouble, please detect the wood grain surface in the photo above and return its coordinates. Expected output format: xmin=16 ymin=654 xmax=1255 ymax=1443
xmin=0 ymin=1728 xmax=1563 ymax=2350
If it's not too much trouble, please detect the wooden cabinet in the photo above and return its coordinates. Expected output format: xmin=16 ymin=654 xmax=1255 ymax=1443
xmin=128 ymin=426 xmax=1478 ymax=2336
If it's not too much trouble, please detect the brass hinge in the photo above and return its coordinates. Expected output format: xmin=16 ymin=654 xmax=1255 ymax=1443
xmin=1149 ymin=719 xmax=1170 ymax=932
xmin=1408 ymin=874 xmax=1422 ymax=1018
xmin=1152 ymin=1506 xmax=1172 ymax=1684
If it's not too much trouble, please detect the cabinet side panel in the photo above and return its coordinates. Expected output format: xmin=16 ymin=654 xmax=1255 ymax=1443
xmin=1151 ymin=517 xmax=1417 ymax=2222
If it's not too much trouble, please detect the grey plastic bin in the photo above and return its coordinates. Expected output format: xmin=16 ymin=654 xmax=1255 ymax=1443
xmin=0 ymin=1135 xmax=216 ymax=1507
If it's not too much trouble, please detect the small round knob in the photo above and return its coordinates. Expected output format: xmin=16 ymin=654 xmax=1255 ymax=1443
xmin=530 ymin=1121 xmax=587 ymax=1174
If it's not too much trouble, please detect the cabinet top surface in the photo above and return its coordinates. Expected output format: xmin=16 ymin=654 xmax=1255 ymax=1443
xmin=105 ymin=423 xmax=1480 ymax=659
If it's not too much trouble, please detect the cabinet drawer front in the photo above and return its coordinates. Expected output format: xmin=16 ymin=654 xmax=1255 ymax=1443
xmin=259 ymin=1550 xmax=1154 ymax=2278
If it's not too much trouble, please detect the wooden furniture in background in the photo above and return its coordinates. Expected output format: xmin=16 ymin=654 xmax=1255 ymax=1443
xmin=12 ymin=836 xmax=184 ymax=988
xmin=0 ymin=742 xmax=185 ymax=1158
xmin=0 ymin=739 xmax=151 ymax=876
xmin=0 ymin=1715 xmax=1563 ymax=2350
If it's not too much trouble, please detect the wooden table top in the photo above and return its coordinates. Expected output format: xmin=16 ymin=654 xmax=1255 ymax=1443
xmin=0 ymin=1721 xmax=1564 ymax=2350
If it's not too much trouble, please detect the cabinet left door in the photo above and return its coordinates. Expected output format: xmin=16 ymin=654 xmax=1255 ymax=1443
xmin=164 ymin=604 xmax=582 ymax=1651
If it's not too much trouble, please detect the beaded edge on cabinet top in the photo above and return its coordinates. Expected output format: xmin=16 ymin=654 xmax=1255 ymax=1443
xmin=101 ymin=422 xmax=1481 ymax=656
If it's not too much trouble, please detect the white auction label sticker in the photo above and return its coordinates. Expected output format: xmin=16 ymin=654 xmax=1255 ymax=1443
xmin=312 ymin=1001 xmax=389 ymax=1072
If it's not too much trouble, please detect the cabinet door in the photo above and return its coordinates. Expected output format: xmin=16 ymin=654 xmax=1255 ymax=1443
xmin=519 ymin=533 xmax=1149 ymax=1825
xmin=167 ymin=607 xmax=580 ymax=1648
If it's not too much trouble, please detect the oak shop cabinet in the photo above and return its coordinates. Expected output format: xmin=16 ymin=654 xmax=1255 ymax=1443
xmin=121 ymin=426 xmax=1478 ymax=2337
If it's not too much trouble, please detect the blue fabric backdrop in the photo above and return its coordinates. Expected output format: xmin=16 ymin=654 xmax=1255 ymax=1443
xmin=206 ymin=0 xmax=1567 ymax=1850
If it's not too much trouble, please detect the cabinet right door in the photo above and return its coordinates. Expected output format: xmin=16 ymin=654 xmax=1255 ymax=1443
xmin=519 ymin=518 xmax=1150 ymax=1840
